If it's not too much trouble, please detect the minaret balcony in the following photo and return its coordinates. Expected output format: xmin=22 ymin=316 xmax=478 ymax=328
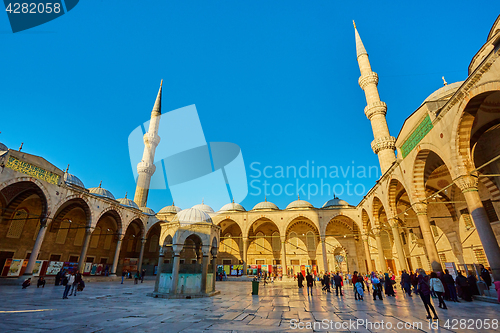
xmin=358 ymin=72 xmax=379 ymax=90
xmin=371 ymin=136 xmax=396 ymax=154
xmin=364 ymin=101 xmax=387 ymax=120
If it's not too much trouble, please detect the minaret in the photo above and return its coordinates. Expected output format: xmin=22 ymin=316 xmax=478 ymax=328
xmin=354 ymin=21 xmax=396 ymax=174
xmin=134 ymin=80 xmax=163 ymax=207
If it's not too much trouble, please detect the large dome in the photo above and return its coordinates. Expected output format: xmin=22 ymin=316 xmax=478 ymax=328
xmin=286 ymin=198 xmax=314 ymax=210
xmin=172 ymin=208 xmax=212 ymax=225
xmin=192 ymin=202 xmax=214 ymax=213
xmin=88 ymin=182 xmax=115 ymax=200
xmin=252 ymin=198 xmax=279 ymax=211
xmin=140 ymin=207 xmax=156 ymax=216
xmin=322 ymin=197 xmax=350 ymax=208
xmin=63 ymin=173 xmax=85 ymax=188
xmin=424 ymin=81 xmax=464 ymax=103
xmin=116 ymin=194 xmax=139 ymax=209
xmin=159 ymin=203 xmax=182 ymax=214
xmin=219 ymin=201 xmax=246 ymax=212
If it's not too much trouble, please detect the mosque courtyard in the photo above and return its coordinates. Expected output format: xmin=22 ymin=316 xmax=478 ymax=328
xmin=0 ymin=279 xmax=498 ymax=333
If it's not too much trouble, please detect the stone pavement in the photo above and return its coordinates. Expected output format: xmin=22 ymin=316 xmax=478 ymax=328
xmin=0 ymin=280 xmax=499 ymax=332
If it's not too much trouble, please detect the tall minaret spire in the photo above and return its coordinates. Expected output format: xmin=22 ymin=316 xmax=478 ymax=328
xmin=134 ymin=80 xmax=163 ymax=207
xmin=354 ymin=22 xmax=396 ymax=174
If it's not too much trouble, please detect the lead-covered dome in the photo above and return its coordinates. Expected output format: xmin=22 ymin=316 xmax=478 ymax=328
xmin=172 ymin=208 xmax=213 ymax=225
xmin=64 ymin=173 xmax=85 ymax=189
xmin=88 ymin=182 xmax=115 ymax=200
xmin=286 ymin=198 xmax=314 ymax=210
xmin=116 ymin=193 xmax=139 ymax=209
xmin=159 ymin=203 xmax=182 ymax=214
xmin=219 ymin=201 xmax=246 ymax=212
xmin=192 ymin=201 xmax=214 ymax=213
xmin=252 ymin=198 xmax=279 ymax=211
xmin=0 ymin=142 xmax=8 ymax=158
xmin=140 ymin=207 xmax=156 ymax=216
xmin=322 ymin=197 xmax=350 ymax=208
xmin=424 ymin=81 xmax=463 ymax=103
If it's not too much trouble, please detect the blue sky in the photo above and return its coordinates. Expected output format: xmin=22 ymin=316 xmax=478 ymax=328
xmin=1 ymin=1 xmax=499 ymax=212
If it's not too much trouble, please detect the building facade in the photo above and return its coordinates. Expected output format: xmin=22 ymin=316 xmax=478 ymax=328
xmin=1 ymin=16 xmax=500 ymax=280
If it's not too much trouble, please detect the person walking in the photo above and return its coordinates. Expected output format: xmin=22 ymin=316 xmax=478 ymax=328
xmin=134 ymin=270 xmax=140 ymax=285
xmin=121 ymin=270 xmax=127 ymax=284
xmin=62 ymin=272 xmax=74 ymax=299
xmin=141 ymin=269 xmax=146 ymax=283
xmin=69 ymin=270 xmax=82 ymax=296
xmin=411 ymin=271 xmax=419 ymax=294
xmin=430 ymin=272 xmax=447 ymax=309
xmin=417 ymin=269 xmax=439 ymax=320
xmin=371 ymin=272 xmax=383 ymax=300
xmin=384 ymin=273 xmax=395 ymax=297
xmin=479 ymin=264 xmax=492 ymax=289
xmin=401 ymin=270 xmax=412 ymax=297
xmin=297 ymin=272 xmax=304 ymax=288
xmin=355 ymin=276 xmax=364 ymax=301
xmin=352 ymin=271 xmax=358 ymax=299
xmin=306 ymin=271 xmax=314 ymax=296
xmin=334 ymin=272 xmax=343 ymax=296
xmin=55 ymin=269 xmax=62 ymax=286
xmin=456 ymin=271 xmax=472 ymax=301
xmin=323 ymin=273 xmax=331 ymax=293
xmin=442 ymin=269 xmax=459 ymax=302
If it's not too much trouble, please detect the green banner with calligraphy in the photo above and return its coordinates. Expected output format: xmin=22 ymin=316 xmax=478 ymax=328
xmin=6 ymin=156 xmax=60 ymax=185
xmin=401 ymin=115 xmax=433 ymax=158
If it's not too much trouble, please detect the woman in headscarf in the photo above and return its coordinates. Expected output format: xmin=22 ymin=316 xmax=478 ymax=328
xmin=417 ymin=269 xmax=439 ymax=320
xmin=371 ymin=272 xmax=383 ymax=300
xmin=384 ymin=273 xmax=395 ymax=296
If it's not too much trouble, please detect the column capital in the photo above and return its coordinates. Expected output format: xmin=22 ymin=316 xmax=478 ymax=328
xmin=159 ymin=246 xmax=165 ymax=257
xmin=172 ymin=244 xmax=183 ymax=256
xmin=454 ymin=174 xmax=479 ymax=193
xmin=387 ymin=217 xmax=399 ymax=228
xmin=361 ymin=234 xmax=369 ymax=241
xmin=117 ymin=234 xmax=124 ymax=241
xmin=413 ymin=202 xmax=427 ymax=216
xmin=201 ymin=245 xmax=211 ymax=256
xmin=320 ymin=235 xmax=326 ymax=242
xmin=141 ymin=238 xmax=147 ymax=244
xmin=85 ymin=226 xmax=93 ymax=236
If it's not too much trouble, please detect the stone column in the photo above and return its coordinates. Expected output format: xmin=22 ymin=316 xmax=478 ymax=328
xmin=211 ymin=247 xmax=217 ymax=293
xmin=78 ymin=227 xmax=92 ymax=272
xmin=170 ymin=245 xmax=182 ymax=294
xmin=374 ymin=229 xmax=387 ymax=273
xmin=320 ymin=236 xmax=328 ymax=273
xmin=110 ymin=234 xmax=124 ymax=276
xmin=154 ymin=246 xmax=164 ymax=293
xmin=389 ymin=218 xmax=407 ymax=273
xmin=200 ymin=245 xmax=210 ymax=294
xmin=362 ymin=234 xmax=373 ymax=273
xmin=23 ymin=216 xmax=48 ymax=276
xmin=138 ymin=238 xmax=147 ymax=272
xmin=242 ymin=238 xmax=248 ymax=275
xmin=281 ymin=236 xmax=287 ymax=276
xmin=456 ymin=175 xmax=500 ymax=281
xmin=413 ymin=203 xmax=442 ymax=271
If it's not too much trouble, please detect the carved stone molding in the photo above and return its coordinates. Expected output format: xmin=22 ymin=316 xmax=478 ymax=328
xmin=455 ymin=175 xmax=479 ymax=193
xmin=412 ymin=203 xmax=427 ymax=216
xmin=364 ymin=101 xmax=387 ymax=120
xmin=358 ymin=72 xmax=379 ymax=90
xmin=371 ymin=136 xmax=396 ymax=154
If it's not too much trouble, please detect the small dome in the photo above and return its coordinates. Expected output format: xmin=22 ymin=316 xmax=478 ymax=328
xmin=252 ymin=198 xmax=279 ymax=211
xmin=286 ymin=198 xmax=314 ymax=210
xmin=424 ymin=81 xmax=464 ymax=103
xmin=219 ymin=201 xmax=246 ymax=212
xmin=64 ymin=173 xmax=85 ymax=188
xmin=0 ymin=142 xmax=8 ymax=157
xmin=172 ymin=208 xmax=212 ymax=225
xmin=192 ymin=201 xmax=214 ymax=213
xmin=88 ymin=182 xmax=115 ymax=200
xmin=159 ymin=203 xmax=182 ymax=214
xmin=322 ymin=197 xmax=350 ymax=208
xmin=140 ymin=207 xmax=156 ymax=216
xmin=116 ymin=193 xmax=139 ymax=209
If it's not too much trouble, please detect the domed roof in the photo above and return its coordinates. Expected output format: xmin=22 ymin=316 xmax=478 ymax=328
xmin=252 ymin=198 xmax=279 ymax=211
xmin=286 ymin=197 xmax=314 ymax=210
xmin=88 ymin=181 xmax=115 ymax=200
xmin=159 ymin=202 xmax=182 ymax=214
xmin=172 ymin=208 xmax=212 ymax=225
xmin=140 ymin=207 xmax=156 ymax=216
xmin=219 ymin=201 xmax=246 ymax=212
xmin=424 ymin=81 xmax=464 ymax=103
xmin=192 ymin=201 xmax=214 ymax=213
xmin=63 ymin=173 xmax=85 ymax=188
xmin=0 ymin=142 xmax=8 ymax=157
xmin=116 ymin=193 xmax=139 ymax=209
xmin=322 ymin=197 xmax=350 ymax=208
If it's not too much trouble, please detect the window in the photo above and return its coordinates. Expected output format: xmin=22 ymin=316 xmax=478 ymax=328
xmin=256 ymin=232 xmax=264 ymax=252
xmin=288 ymin=232 xmax=298 ymax=252
xmin=191 ymin=259 xmax=197 ymax=264
xmin=272 ymin=232 xmax=280 ymax=252
xmin=439 ymin=253 xmax=447 ymax=263
xmin=416 ymin=256 xmax=423 ymax=269
xmin=482 ymin=200 xmax=499 ymax=223
xmin=430 ymin=221 xmax=439 ymax=237
xmin=149 ymin=235 xmax=159 ymax=252
xmin=104 ymin=234 xmax=113 ymax=250
xmin=474 ymin=248 xmax=488 ymax=265
xmin=86 ymin=257 xmax=94 ymax=263
xmin=306 ymin=231 xmax=315 ymax=251
xmin=223 ymin=259 xmax=232 ymax=265
xmin=126 ymin=239 xmax=134 ymax=252
xmin=290 ymin=259 xmax=300 ymax=265
xmin=7 ymin=209 xmax=28 ymax=239
xmin=180 ymin=259 xmax=185 ymax=264
xmin=55 ymin=219 xmax=71 ymax=244
xmin=68 ymin=255 xmax=79 ymax=263
xmin=273 ymin=260 xmax=281 ymax=265
xmin=90 ymin=228 xmax=100 ymax=248
xmin=49 ymin=254 xmax=61 ymax=261
xmin=74 ymin=227 xmax=85 ymax=246
xmin=460 ymin=208 xmax=474 ymax=230
xmin=100 ymin=258 xmax=108 ymax=264
xmin=223 ymin=233 xmax=232 ymax=253
xmin=256 ymin=260 xmax=265 ymax=265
